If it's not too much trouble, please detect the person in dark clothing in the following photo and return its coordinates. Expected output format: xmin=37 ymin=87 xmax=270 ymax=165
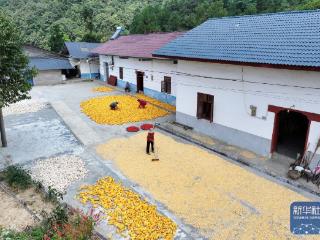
xmin=146 ymin=127 xmax=155 ymax=154
xmin=125 ymin=82 xmax=130 ymax=92
xmin=110 ymin=101 xmax=119 ymax=110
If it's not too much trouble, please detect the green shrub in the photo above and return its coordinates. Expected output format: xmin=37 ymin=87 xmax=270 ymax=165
xmin=45 ymin=186 xmax=63 ymax=203
xmin=2 ymin=165 xmax=33 ymax=190
xmin=0 ymin=208 xmax=99 ymax=240
xmin=0 ymin=226 xmax=45 ymax=240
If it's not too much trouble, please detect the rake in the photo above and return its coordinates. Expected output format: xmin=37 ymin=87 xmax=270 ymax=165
xmin=151 ymin=122 xmax=161 ymax=161
xmin=151 ymin=144 xmax=160 ymax=161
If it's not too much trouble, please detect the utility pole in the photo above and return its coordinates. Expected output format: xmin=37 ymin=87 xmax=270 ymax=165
xmin=0 ymin=108 xmax=7 ymax=147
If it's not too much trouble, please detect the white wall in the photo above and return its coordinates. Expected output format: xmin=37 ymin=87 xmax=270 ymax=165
xmin=33 ymin=70 xmax=63 ymax=85
xmin=80 ymin=59 xmax=100 ymax=74
xmin=99 ymin=55 xmax=178 ymax=96
xmin=176 ymin=60 xmax=320 ymax=154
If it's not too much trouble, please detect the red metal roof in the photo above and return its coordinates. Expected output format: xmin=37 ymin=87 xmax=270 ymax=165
xmin=92 ymin=32 xmax=184 ymax=59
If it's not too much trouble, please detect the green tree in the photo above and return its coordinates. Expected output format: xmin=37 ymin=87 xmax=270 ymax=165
xmin=296 ymin=0 xmax=320 ymax=10
xmin=131 ymin=0 xmax=229 ymax=34
xmin=0 ymin=11 xmax=35 ymax=147
xmin=130 ymin=5 xmax=163 ymax=34
xmin=48 ymin=24 xmax=65 ymax=52
xmin=194 ymin=0 xmax=227 ymax=24
xmin=256 ymin=0 xmax=269 ymax=12
xmin=0 ymin=0 xmax=318 ymax=48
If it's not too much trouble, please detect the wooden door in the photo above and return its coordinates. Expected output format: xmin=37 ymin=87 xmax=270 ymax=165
xmin=271 ymin=112 xmax=280 ymax=153
xmin=136 ymin=72 xmax=144 ymax=92
xmin=105 ymin=62 xmax=109 ymax=81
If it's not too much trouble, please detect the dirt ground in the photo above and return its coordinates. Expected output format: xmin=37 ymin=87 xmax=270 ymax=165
xmin=0 ymin=186 xmax=54 ymax=232
xmin=0 ymin=189 xmax=35 ymax=232
xmin=96 ymin=131 xmax=317 ymax=240
xmin=15 ymin=188 xmax=54 ymax=220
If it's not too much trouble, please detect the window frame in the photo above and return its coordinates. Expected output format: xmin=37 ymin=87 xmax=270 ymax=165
xmin=161 ymin=76 xmax=172 ymax=94
xmin=197 ymin=92 xmax=214 ymax=122
xmin=119 ymin=67 xmax=123 ymax=79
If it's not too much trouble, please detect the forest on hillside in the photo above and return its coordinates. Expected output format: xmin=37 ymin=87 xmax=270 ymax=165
xmin=0 ymin=0 xmax=319 ymax=52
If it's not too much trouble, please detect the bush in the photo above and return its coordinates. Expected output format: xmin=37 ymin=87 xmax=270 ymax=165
xmin=45 ymin=186 xmax=63 ymax=203
xmin=44 ymin=208 xmax=99 ymax=240
xmin=0 ymin=226 xmax=45 ymax=240
xmin=2 ymin=165 xmax=33 ymax=190
xmin=1 ymin=208 xmax=99 ymax=240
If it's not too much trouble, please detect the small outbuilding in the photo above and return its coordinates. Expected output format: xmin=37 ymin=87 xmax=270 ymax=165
xmin=63 ymin=42 xmax=101 ymax=79
xmin=24 ymin=45 xmax=74 ymax=86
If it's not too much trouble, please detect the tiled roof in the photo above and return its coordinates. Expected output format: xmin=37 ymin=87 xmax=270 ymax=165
xmin=154 ymin=10 xmax=320 ymax=68
xmin=24 ymin=45 xmax=65 ymax=58
xmin=29 ymin=57 xmax=74 ymax=71
xmin=65 ymin=42 xmax=101 ymax=59
xmin=92 ymin=32 xmax=184 ymax=59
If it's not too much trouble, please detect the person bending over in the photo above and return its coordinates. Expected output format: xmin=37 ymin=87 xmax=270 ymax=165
xmin=110 ymin=101 xmax=119 ymax=110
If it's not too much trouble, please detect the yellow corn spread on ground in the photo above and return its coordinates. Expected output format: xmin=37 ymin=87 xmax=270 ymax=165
xmin=97 ymin=132 xmax=317 ymax=240
xmin=136 ymin=93 xmax=176 ymax=112
xmin=80 ymin=95 xmax=169 ymax=125
xmin=92 ymin=86 xmax=114 ymax=92
xmin=78 ymin=176 xmax=177 ymax=240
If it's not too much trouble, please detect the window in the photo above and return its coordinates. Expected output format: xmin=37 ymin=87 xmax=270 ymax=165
xmin=119 ymin=67 xmax=123 ymax=79
xmin=161 ymin=76 xmax=171 ymax=94
xmin=197 ymin=93 xmax=214 ymax=122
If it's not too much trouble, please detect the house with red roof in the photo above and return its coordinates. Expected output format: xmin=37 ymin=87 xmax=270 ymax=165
xmin=92 ymin=31 xmax=184 ymax=105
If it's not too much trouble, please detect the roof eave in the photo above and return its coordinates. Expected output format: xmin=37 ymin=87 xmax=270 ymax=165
xmin=97 ymin=52 xmax=167 ymax=60
xmin=152 ymin=54 xmax=320 ymax=72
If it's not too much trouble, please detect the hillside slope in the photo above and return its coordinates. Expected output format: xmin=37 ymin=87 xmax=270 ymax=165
xmin=0 ymin=0 xmax=159 ymax=49
xmin=1 ymin=0 xmax=319 ymax=51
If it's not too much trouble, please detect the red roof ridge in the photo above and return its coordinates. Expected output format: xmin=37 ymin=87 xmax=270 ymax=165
xmin=92 ymin=31 xmax=185 ymax=59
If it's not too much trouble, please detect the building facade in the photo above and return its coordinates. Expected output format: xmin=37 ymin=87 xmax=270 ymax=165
xmin=64 ymin=42 xmax=101 ymax=79
xmin=154 ymin=10 xmax=320 ymax=165
xmin=24 ymin=45 xmax=74 ymax=85
xmin=99 ymin=55 xmax=178 ymax=105
xmin=93 ymin=32 xmax=183 ymax=105
xmin=174 ymin=61 xmax=320 ymax=161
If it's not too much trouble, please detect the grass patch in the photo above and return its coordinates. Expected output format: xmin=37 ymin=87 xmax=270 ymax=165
xmin=1 ymin=165 xmax=33 ymax=190
xmin=0 ymin=165 xmax=100 ymax=240
xmin=0 ymin=206 xmax=98 ymax=240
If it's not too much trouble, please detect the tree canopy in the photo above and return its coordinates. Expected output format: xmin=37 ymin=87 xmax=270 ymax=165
xmin=0 ymin=10 xmax=36 ymax=147
xmin=130 ymin=0 xmax=320 ymax=34
xmin=0 ymin=10 xmax=34 ymax=108
xmin=0 ymin=0 xmax=158 ymax=51
xmin=0 ymin=0 xmax=319 ymax=51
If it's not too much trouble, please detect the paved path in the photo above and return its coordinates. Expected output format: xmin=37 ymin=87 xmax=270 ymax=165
xmin=4 ymin=81 xmax=318 ymax=239
xmin=51 ymin=101 xmax=102 ymax=146
xmin=1 ymin=82 xmax=199 ymax=239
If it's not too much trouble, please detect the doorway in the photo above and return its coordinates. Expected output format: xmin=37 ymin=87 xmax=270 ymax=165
xmin=273 ymin=110 xmax=310 ymax=159
xmin=136 ymin=71 xmax=144 ymax=93
xmin=104 ymin=63 xmax=109 ymax=81
xmin=62 ymin=65 xmax=80 ymax=79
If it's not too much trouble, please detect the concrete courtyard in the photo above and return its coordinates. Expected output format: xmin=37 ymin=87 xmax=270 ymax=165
xmin=1 ymin=81 xmax=319 ymax=240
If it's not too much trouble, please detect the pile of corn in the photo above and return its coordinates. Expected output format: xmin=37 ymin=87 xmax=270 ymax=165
xmin=92 ymin=86 xmax=114 ymax=92
xmin=80 ymin=95 xmax=169 ymax=125
xmin=136 ymin=93 xmax=176 ymax=112
xmin=78 ymin=177 xmax=177 ymax=240
xmin=97 ymin=132 xmax=312 ymax=240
